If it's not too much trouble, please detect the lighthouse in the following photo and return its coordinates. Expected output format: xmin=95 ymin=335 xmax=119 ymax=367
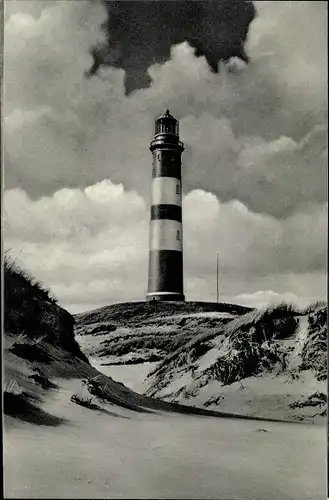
xmin=146 ymin=110 xmax=185 ymax=302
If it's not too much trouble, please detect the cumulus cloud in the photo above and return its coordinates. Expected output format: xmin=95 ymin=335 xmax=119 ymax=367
xmin=4 ymin=182 xmax=327 ymax=312
xmin=3 ymin=0 xmax=327 ymax=310
xmin=4 ymin=1 xmax=327 ymax=217
xmin=4 ymin=180 xmax=149 ymax=310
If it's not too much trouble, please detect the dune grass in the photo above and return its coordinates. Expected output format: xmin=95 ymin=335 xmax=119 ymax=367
xmin=4 ymin=253 xmax=58 ymax=306
xmin=4 ymin=254 xmax=89 ymax=362
xmin=75 ymin=300 xmax=251 ymax=328
xmin=149 ymin=303 xmax=300 ymax=378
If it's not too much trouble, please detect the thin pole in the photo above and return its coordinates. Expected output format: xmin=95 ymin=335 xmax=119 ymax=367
xmin=216 ymin=253 xmax=219 ymax=303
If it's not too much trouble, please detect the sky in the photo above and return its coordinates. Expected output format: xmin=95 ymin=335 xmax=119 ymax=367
xmin=3 ymin=1 xmax=328 ymax=313
xmin=88 ymin=1 xmax=255 ymax=93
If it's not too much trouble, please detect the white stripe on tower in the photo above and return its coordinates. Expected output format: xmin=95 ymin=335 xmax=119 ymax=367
xmin=149 ymin=175 xmax=183 ymax=252
xmin=149 ymin=220 xmax=183 ymax=251
xmin=151 ymin=177 xmax=182 ymax=206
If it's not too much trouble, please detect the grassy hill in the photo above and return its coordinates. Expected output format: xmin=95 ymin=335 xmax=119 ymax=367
xmin=76 ymin=300 xmax=251 ymax=326
xmin=74 ymin=300 xmax=250 ymax=363
xmin=75 ymin=300 xmax=327 ymax=423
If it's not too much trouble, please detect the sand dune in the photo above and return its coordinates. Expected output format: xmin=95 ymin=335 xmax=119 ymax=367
xmin=4 ymin=262 xmax=327 ymax=499
xmin=4 ymin=376 xmax=326 ymax=500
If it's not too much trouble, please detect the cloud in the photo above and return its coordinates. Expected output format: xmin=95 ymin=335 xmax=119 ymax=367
xmin=88 ymin=1 xmax=255 ymax=93
xmin=3 ymin=0 xmax=327 ymax=310
xmin=183 ymin=190 xmax=327 ymax=278
xmin=225 ymin=290 xmax=316 ymax=310
xmin=181 ymin=115 xmax=327 ymax=218
xmin=4 ymin=182 xmax=326 ymax=312
xmin=4 ymin=0 xmax=327 ymax=218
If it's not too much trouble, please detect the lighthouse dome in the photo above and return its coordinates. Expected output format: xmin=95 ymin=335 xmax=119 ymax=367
xmin=155 ymin=109 xmax=179 ymax=136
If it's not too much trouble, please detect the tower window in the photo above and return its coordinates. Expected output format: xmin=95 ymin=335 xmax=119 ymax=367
xmin=176 ymin=184 xmax=180 ymax=195
xmin=176 ymin=230 xmax=180 ymax=241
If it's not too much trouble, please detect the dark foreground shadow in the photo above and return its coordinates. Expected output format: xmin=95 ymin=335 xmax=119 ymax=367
xmin=86 ymin=379 xmax=154 ymax=414
xmin=9 ymin=342 xmax=52 ymax=364
xmin=4 ymin=392 xmax=67 ymax=426
xmin=70 ymin=394 xmax=130 ymax=419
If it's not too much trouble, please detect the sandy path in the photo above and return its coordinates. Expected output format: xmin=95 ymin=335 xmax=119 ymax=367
xmin=4 ymin=407 xmax=326 ymax=499
xmin=89 ymin=358 xmax=157 ymax=394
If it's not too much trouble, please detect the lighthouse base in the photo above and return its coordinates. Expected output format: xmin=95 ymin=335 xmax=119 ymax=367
xmin=146 ymin=292 xmax=185 ymax=302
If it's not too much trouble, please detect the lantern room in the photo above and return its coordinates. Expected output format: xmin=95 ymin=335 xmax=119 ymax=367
xmin=155 ymin=109 xmax=179 ymax=136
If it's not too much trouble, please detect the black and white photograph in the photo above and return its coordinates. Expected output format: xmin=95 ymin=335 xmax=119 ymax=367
xmin=2 ymin=1 xmax=328 ymax=499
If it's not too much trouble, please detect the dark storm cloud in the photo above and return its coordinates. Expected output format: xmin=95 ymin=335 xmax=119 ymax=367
xmin=4 ymin=0 xmax=327 ymax=218
xmin=87 ymin=0 xmax=256 ymax=94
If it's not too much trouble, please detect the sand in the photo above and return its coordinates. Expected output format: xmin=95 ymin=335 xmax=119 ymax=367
xmin=90 ymin=358 xmax=157 ymax=394
xmin=4 ymin=378 xmax=326 ymax=500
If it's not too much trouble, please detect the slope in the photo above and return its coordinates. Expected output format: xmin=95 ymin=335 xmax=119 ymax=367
xmin=75 ymin=300 xmax=250 ymax=365
xmin=4 ymin=258 xmax=293 ymax=427
xmin=144 ymin=303 xmax=327 ymax=422
xmin=4 ymin=261 xmax=326 ymax=499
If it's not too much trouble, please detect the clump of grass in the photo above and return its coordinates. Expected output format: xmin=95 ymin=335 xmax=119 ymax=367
xmin=101 ymin=353 xmax=162 ymax=366
xmin=302 ymin=301 xmax=327 ymax=314
xmin=16 ymin=331 xmax=28 ymax=342
xmin=204 ymin=394 xmax=224 ymax=408
xmin=151 ymin=302 xmax=300 ymax=378
xmin=300 ymin=304 xmax=327 ymax=380
xmin=4 ymin=379 xmax=24 ymax=396
xmin=289 ymin=392 xmax=327 ymax=409
xmin=29 ymin=371 xmax=58 ymax=390
xmin=4 ymin=254 xmax=89 ymax=363
xmin=4 ymin=253 xmax=58 ymax=305
xmin=87 ymin=323 xmax=117 ymax=335
xmin=4 ymin=253 xmax=57 ymax=338
xmin=70 ymin=394 xmax=102 ymax=411
xmin=98 ymin=331 xmax=195 ymax=358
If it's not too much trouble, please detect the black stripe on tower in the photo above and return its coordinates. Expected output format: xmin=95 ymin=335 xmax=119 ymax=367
xmin=151 ymin=204 xmax=182 ymax=222
xmin=152 ymin=163 xmax=181 ymax=179
xmin=148 ymin=250 xmax=184 ymax=298
xmin=152 ymin=150 xmax=182 ymax=179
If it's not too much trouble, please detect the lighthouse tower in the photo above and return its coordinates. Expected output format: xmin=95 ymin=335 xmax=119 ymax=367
xmin=146 ymin=110 xmax=185 ymax=302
